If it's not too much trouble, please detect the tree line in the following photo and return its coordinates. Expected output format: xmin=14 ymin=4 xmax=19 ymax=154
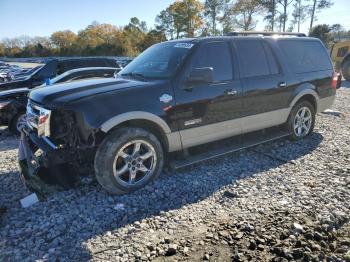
xmin=0 ymin=0 xmax=348 ymax=58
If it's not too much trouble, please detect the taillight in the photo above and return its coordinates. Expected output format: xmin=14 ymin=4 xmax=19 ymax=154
xmin=332 ymin=72 xmax=341 ymax=90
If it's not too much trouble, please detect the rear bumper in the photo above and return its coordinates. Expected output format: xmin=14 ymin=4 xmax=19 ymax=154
xmin=318 ymin=95 xmax=336 ymax=113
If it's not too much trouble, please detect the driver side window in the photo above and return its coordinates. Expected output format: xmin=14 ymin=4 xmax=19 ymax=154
xmin=191 ymin=41 xmax=233 ymax=82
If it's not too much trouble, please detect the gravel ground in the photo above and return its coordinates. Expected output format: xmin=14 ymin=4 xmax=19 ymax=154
xmin=0 ymin=86 xmax=350 ymax=262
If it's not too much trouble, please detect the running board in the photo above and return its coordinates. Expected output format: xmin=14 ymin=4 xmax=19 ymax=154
xmin=170 ymin=128 xmax=291 ymax=169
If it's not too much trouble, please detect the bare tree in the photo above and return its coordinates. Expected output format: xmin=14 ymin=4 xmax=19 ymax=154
xmin=289 ymin=0 xmax=308 ymax=32
xmin=277 ymin=0 xmax=294 ymax=32
xmin=308 ymin=0 xmax=333 ymax=32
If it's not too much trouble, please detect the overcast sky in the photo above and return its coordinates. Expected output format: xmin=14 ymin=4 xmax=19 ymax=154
xmin=0 ymin=0 xmax=349 ymax=39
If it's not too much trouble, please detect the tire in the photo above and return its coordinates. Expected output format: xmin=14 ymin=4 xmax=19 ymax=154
xmin=286 ymin=100 xmax=315 ymax=141
xmin=341 ymin=59 xmax=350 ymax=82
xmin=94 ymin=127 xmax=164 ymax=194
xmin=9 ymin=112 xmax=26 ymax=136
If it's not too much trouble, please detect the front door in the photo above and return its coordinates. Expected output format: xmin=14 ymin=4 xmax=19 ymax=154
xmin=173 ymin=40 xmax=243 ymax=149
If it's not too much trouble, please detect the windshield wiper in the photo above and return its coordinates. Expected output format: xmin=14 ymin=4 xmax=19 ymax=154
xmin=120 ymin=72 xmax=148 ymax=81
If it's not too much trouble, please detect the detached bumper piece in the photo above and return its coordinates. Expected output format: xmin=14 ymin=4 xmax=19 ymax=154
xmin=19 ymin=126 xmax=77 ymax=194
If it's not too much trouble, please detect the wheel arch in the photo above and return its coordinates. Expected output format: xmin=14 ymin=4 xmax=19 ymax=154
xmin=99 ymin=112 xmax=176 ymax=152
xmin=289 ymin=88 xmax=319 ymax=113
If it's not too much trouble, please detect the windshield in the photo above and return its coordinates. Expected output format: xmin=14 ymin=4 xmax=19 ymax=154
xmin=118 ymin=41 xmax=195 ymax=79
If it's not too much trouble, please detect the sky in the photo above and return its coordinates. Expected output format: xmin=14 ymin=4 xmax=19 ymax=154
xmin=0 ymin=0 xmax=349 ymax=39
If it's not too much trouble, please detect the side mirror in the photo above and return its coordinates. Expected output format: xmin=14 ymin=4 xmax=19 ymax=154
xmin=187 ymin=67 xmax=214 ymax=86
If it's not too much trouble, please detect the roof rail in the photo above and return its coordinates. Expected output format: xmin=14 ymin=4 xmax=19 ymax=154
xmin=226 ymin=31 xmax=306 ymax=37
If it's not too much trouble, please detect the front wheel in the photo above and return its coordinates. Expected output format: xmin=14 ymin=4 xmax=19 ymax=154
xmin=286 ymin=101 xmax=315 ymax=141
xmin=94 ymin=128 xmax=164 ymax=194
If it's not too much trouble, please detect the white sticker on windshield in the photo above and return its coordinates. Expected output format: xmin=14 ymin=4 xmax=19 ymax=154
xmin=174 ymin=43 xmax=194 ymax=49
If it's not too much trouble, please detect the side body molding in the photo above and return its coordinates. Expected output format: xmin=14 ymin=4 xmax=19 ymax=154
xmin=100 ymin=111 xmax=172 ymax=133
xmin=100 ymin=111 xmax=182 ymax=152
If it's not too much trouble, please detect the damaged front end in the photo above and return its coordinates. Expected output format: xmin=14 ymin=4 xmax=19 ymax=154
xmin=19 ymin=100 xmax=97 ymax=193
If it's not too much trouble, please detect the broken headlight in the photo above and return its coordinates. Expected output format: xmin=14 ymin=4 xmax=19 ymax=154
xmin=26 ymin=101 xmax=52 ymax=137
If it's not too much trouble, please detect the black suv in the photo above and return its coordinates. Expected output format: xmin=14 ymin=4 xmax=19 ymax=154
xmin=19 ymin=33 xmax=337 ymax=194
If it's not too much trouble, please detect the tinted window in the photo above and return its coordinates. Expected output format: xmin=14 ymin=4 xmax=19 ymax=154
xmin=119 ymin=42 xmax=193 ymax=79
xmin=191 ymin=41 xmax=233 ymax=81
xmin=279 ymin=40 xmax=332 ymax=73
xmin=263 ymin=42 xmax=280 ymax=75
xmin=236 ymin=40 xmax=270 ymax=78
xmin=337 ymin=46 xmax=349 ymax=57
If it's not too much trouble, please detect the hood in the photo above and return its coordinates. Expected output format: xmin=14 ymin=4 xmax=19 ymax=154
xmin=29 ymin=77 xmax=148 ymax=107
xmin=0 ymin=88 xmax=30 ymax=99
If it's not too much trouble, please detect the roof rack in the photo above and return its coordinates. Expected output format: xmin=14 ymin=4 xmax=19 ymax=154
xmin=226 ymin=31 xmax=306 ymax=37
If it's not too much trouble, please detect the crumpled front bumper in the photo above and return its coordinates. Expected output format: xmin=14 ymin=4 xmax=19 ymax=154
xmin=18 ymin=125 xmax=76 ymax=193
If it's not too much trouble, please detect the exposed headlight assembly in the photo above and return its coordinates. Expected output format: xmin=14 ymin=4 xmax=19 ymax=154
xmin=26 ymin=101 xmax=52 ymax=137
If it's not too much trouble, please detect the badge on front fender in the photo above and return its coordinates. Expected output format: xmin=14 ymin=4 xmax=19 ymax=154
xmin=159 ymin=94 xmax=173 ymax=103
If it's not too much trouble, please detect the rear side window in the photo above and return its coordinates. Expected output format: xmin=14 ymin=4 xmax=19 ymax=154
xmin=278 ymin=40 xmax=332 ymax=73
xmin=236 ymin=40 xmax=271 ymax=78
xmin=191 ymin=41 xmax=233 ymax=82
xmin=262 ymin=42 xmax=280 ymax=75
xmin=337 ymin=46 xmax=349 ymax=57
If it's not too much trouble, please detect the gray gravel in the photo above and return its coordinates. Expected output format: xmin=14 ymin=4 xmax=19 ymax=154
xmin=1 ymin=86 xmax=350 ymax=261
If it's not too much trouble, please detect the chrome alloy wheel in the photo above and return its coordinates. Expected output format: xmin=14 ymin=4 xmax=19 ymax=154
xmin=112 ymin=140 xmax=157 ymax=186
xmin=293 ymin=107 xmax=312 ymax=137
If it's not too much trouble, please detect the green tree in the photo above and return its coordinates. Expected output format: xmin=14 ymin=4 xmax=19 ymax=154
xmin=204 ymin=0 xmax=227 ymax=36
xmin=260 ymin=0 xmax=277 ymax=31
xmin=155 ymin=8 xmax=175 ymax=39
xmin=309 ymin=24 xmax=333 ymax=47
xmin=230 ymin=0 xmax=264 ymax=31
xmin=50 ymin=30 xmax=77 ymax=55
xmin=0 ymin=43 xmax=5 ymax=57
xmin=220 ymin=1 xmax=236 ymax=34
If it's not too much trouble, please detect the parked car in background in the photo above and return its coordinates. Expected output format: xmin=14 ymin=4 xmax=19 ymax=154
xmin=0 ymin=63 xmax=27 ymax=83
xmin=9 ymin=65 xmax=43 ymax=81
xmin=19 ymin=32 xmax=337 ymax=194
xmin=331 ymin=40 xmax=350 ymax=81
xmin=0 ymin=57 xmax=121 ymax=91
xmin=0 ymin=67 xmax=118 ymax=134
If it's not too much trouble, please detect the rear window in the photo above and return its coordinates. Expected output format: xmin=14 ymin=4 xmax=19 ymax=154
xmin=278 ymin=40 xmax=332 ymax=74
xmin=337 ymin=46 xmax=349 ymax=57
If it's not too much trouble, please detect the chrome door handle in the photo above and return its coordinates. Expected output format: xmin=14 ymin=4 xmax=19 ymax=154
xmin=225 ymin=89 xmax=238 ymax=96
xmin=278 ymin=82 xmax=287 ymax=88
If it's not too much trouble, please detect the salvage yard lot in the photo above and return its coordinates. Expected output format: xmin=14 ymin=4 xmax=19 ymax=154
xmin=0 ymin=85 xmax=350 ymax=261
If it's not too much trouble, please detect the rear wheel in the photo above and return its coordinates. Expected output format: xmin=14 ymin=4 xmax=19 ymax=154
xmin=287 ymin=101 xmax=315 ymax=141
xmin=341 ymin=59 xmax=350 ymax=82
xmin=94 ymin=128 xmax=164 ymax=194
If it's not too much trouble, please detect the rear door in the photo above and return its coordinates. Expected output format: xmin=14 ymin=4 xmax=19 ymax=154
xmin=173 ymin=40 xmax=243 ymax=148
xmin=235 ymin=38 xmax=290 ymax=133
